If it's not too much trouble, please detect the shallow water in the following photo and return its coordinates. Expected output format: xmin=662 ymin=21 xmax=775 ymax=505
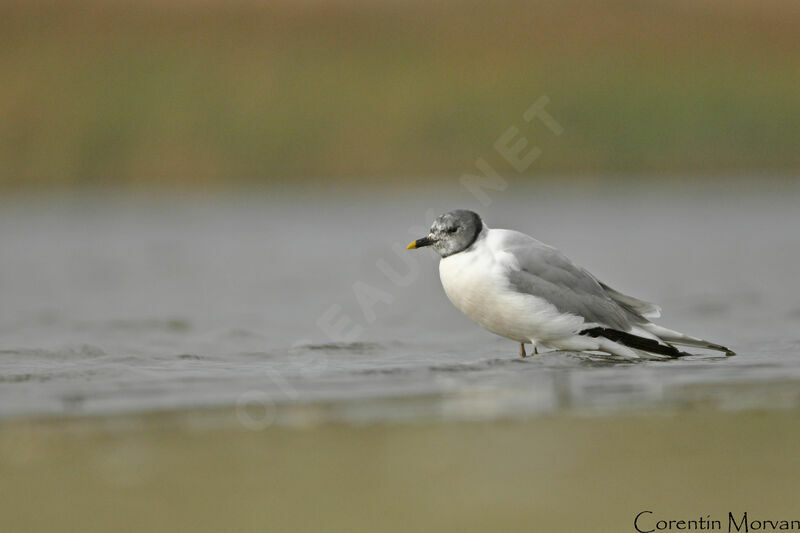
xmin=2 ymin=181 xmax=799 ymax=422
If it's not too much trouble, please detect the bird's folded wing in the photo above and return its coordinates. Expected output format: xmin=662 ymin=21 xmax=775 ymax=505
xmin=598 ymin=282 xmax=661 ymax=319
xmin=495 ymin=230 xmax=642 ymax=330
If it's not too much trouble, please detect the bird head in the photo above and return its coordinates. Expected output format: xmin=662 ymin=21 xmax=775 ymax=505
xmin=407 ymin=210 xmax=484 ymax=258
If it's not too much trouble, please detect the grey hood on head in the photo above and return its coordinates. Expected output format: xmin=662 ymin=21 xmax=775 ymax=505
xmin=407 ymin=210 xmax=484 ymax=258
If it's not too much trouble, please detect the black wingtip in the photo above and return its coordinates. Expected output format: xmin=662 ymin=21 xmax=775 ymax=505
xmin=580 ymin=327 xmax=692 ymax=358
xmin=707 ymin=342 xmax=736 ymax=356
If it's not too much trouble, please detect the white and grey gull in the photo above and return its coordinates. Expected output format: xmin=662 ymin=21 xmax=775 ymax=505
xmin=407 ymin=209 xmax=734 ymax=359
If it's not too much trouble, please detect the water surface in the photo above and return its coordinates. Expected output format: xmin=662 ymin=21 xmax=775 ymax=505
xmin=2 ymin=182 xmax=799 ymax=422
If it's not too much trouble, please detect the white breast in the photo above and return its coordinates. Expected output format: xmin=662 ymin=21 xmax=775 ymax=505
xmin=438 ymin=233 xmax=583 ymax=344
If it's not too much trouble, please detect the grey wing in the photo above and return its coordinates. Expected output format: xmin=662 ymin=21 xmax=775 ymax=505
xmin=503 ymin=235 xmax=645 ymax=330
xmin=598 ymin=281 xmax=661 ymax=319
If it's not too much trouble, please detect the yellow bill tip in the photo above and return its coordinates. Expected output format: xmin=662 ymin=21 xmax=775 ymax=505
xmin=406 ymin=241 xmax=417 ymax=250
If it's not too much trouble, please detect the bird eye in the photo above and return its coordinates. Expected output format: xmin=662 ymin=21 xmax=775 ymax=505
xmin=446 ymin=227 xmax=457 ymax=233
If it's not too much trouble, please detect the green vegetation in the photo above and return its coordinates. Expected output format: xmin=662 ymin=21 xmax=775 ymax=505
xmin=2 ymin=0 xmax=798 ymax=189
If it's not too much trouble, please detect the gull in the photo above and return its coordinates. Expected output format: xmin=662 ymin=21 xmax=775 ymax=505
xmin=407 ymin=210 xmax=734 ymax=359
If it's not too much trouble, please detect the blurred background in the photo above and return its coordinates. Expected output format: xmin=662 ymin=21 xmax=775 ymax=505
xmin=3 ymin=3 xmax=800 ymax=532
xmin=2 ymin=0 xmax=798 ymax=192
